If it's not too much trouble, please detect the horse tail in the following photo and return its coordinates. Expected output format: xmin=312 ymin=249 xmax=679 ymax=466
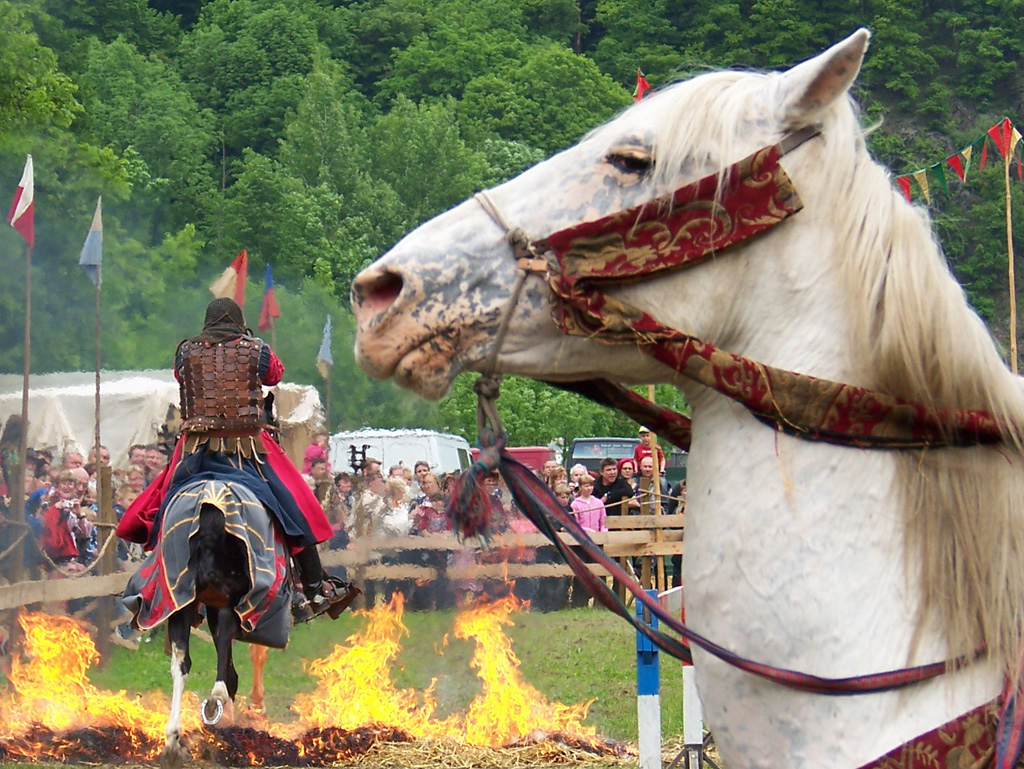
xmin=192 ymin=503 xmax=228 ymax=588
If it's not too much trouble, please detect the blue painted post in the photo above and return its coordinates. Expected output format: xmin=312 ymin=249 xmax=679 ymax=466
xmin=637 ymin=588 xmax=661 ymax=769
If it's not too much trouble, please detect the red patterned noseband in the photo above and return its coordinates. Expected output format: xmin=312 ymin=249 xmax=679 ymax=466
xmin=479 ymin=127 xmax=1007 ymax=451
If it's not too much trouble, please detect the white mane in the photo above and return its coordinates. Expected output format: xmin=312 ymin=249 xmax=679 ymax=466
xmin=607 ymin=67 xmax=1024 ymax=670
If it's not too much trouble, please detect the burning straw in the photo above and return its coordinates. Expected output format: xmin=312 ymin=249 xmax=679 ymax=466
xmin=0 ymin=596 xmax=634 ymax=766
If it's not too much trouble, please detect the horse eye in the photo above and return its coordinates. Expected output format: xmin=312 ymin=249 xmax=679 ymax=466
xmin=607 ymin=151 xmax=653 ymax=175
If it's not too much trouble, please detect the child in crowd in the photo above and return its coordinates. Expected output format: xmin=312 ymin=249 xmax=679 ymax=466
xmin=570 ymin=476 xmax=607 ymax=533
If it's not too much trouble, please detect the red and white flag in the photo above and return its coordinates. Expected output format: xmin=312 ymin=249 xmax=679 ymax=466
xmin=7 ymin=155 xmax=34 ymax=247
xmin=209 ymin=249 xmax=248 ymax=308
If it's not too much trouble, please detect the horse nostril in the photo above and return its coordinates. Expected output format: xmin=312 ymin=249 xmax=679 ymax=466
xmin=352 ymin=270 xmax=404 ymax=321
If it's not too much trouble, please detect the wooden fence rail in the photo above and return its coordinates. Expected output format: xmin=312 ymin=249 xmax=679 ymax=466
xmin=0 ymin=514 xmax=682 ymax=613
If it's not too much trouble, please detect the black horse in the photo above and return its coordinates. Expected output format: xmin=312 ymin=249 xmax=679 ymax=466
xmin=122 ymin=478 xmax=293 ymax=768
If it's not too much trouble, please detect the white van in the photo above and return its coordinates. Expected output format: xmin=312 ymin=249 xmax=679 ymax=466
xmin=328 ymin=428 xmax=472 ymax=477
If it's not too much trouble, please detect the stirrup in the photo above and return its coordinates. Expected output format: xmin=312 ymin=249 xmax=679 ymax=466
xmin=309 ymin=577 xmax=360 ymax=619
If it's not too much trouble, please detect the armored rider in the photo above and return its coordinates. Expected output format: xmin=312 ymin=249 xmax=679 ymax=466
xmin=116 ymin=297 xmax=358 ymax=619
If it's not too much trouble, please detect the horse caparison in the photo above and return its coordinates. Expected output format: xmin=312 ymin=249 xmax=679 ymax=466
xmin=351 ymin=29 xmax=1024 ymax=769
xmin=122 ymin=479 xmax=291 ymax=769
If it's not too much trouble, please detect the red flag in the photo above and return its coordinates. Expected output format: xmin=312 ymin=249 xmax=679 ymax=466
xmin=988 ymin=119 xmax=1013 ymax=158
xmin=7 ymin=155 xmax=34 ymax=247
xmin=979 ymin=140 xmax=989 ymax=172
xmin=945 ymin=154 xmax=965 ymax=182
xmin=258 ymin=263 xmax=281 ymax=332
xmin=895 ymin=176 xmax=912 ymax=202
xmin=209 ymin=249 xmax=248 ymax=308
xmin=633 ymin=68 xmax=652 ymax=102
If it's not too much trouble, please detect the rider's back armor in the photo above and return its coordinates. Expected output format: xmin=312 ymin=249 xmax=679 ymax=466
xmin=178 ymin=337 xmax=265 ymax=434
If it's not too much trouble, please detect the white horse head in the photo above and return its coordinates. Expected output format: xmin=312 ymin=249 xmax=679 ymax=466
xmin=354 ymin=30 xmax=1024 ymax=768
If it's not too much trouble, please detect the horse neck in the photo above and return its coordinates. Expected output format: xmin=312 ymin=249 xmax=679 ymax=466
xmin=678 ymin=397 xmax=1002 ymax=769
xmin=668 ymin=184 xmax=1008 ymax=767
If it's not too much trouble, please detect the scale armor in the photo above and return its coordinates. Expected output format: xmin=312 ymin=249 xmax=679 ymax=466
xmin=178 ymin=337 xmax=265 ymax=433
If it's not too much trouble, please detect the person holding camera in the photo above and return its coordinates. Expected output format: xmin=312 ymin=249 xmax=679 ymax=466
xmin=39 ymin=470 xmax=88 ymax=573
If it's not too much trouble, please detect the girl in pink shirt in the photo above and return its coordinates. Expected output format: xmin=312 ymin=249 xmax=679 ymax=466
xmin=571 ymin=477 xmax=607 ymax=532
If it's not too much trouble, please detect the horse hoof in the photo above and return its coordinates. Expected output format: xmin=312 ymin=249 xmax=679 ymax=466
xmin=201 ymin=697 xmax=224 ymax=727
xmin=161 ymin=741 xmax=189 ymax=769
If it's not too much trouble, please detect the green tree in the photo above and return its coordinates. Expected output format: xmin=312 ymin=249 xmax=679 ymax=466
xmin=457 ymin=42 xmax=631 ymax=153
xmin=75 ymin=38 xmax=216 ymax=237
xmin=589 ymin=0 xmax=683 ymax=84
xmin=0 ymin=2 xmax=80 ymax=134
xmin=370 ymin=96 xmax=488 ymax=224
xmin=176 ymin=0 xmax=322 ymax=157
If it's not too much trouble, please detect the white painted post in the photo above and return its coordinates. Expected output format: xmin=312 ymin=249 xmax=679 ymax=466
xmin=637 ymin=588 xmax=661 ymax=769
xmin=661 ymin=585 xmax=704 ymax=768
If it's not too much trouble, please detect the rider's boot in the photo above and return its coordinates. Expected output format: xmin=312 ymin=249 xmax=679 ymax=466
xmin=292 ymin=546 xmax=360 ymax=620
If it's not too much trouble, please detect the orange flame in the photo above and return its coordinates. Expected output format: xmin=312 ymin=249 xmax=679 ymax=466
xmin=457 ymin=593 xmax=598 ymax=746
xmin=2 ymin=592 xmax=605 ymax=757
xmin=285 ymin=592 xmax=458 ymax=741
xmin=0 ymin=611 xmax=197 ymax=753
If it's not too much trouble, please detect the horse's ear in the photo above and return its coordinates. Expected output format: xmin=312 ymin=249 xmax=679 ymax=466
xmin=777 ymin=28 xmax=870 ymax=128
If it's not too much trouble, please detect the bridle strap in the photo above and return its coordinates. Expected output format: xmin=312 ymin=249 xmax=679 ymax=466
xmin=474 ymin=130 xmax=1009 ymax=451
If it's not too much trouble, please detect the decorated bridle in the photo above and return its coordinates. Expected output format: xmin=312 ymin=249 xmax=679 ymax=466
xmin=452 ymin=125 xmax=1024 ymax=769
xmin=474 ymin=125 xmax=1008 ymax=450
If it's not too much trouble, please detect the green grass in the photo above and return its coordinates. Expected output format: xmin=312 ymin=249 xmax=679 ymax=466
xmin=84 ymin=606 xmax=685 ymax=744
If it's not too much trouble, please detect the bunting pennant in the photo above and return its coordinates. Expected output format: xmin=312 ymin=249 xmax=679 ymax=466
xmin=7 ymin=155 xmax=34 ymax=247
xmin=79 ymin=197 xmax=102 ymax=287
xmin=896 ymin=176 xmax=912 ymax=202
xmin=209 ymin=249 xmax=248 ymax=308
xmin=633 ymin=68 xmax=652 ymax=102
xmin=316 ymin=315 xmax=333 ymax=380
xmin=989 ymin=120 xmax=1012 ymax=158
xmin=258 ymin=263 xmax=281 ymax=332
xmin=887 ymin=120 xmax=1024 ymax=205
xmin=912 ymin=170 xmax=931 ymax=203
xmin=946 ymin=154 xmax=966 ymax=182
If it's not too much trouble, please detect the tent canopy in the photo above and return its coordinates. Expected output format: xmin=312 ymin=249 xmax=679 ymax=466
xmin=0 ymin=370 xmax=323 ymax=468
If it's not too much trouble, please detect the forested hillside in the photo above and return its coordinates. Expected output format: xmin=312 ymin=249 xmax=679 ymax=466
xmin=1 ymin=0 xmax=1022 ymax=447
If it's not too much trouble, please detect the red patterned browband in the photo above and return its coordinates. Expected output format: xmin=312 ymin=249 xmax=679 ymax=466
xmin=535 ymin=137 xmax=1005 ymax=449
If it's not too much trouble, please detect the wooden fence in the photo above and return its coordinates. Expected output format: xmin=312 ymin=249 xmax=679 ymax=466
xmin=0 ymin=513 xmax=683 ymax=658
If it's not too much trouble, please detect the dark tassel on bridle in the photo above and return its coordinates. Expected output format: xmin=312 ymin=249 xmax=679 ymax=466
xmin=445 ymin=427 xmax=506 ymax=540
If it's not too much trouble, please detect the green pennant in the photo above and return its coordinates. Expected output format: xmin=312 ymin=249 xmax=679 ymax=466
xmin=930 ymin=161 xmax=948 ymax=193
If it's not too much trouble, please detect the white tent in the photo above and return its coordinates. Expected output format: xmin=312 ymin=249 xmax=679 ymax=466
xmin=0 ymin=370 xmax=323 ymax=468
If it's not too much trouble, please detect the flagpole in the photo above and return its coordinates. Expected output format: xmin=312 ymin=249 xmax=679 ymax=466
xmin=94 ymin=280 xmax=101 ymax=465
xmin=1005 ymin=150 xmax=1017 ymax=373
xmin=270 ymin=316 xmax=277 ymax=350
xmin=324 ymin=377 xmax=331 ymax=432
xmin=12 ymin=240 xmax=32 ymax=583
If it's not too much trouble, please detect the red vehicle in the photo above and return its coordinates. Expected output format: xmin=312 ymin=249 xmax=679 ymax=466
xmin=471 ymin=445 xmax=555 ymax=473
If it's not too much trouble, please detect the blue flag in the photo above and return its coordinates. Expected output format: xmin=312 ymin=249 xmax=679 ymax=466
xmin=316 ymin=315 xmax=333 ymax=379
xmin=79 ymin=197 xmax=102 ymax=286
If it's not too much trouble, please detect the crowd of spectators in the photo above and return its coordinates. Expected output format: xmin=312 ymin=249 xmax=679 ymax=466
xmin=0 ymin=415 xmax=171 ymax=577
xmin=0 ymin=413 xmax=685 ymax=608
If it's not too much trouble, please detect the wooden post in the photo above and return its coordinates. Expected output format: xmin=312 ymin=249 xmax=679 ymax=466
xmin=95 ymin=465 xmax=116 ymax=666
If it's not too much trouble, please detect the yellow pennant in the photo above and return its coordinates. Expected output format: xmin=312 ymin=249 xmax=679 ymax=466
xmin=961 ymin=145 xmax=973 ymax=181
xmin=1011 ymin=126 xmax=1022 ymax=157
xmin=912 ymin=170 xmax=931 ymax=203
